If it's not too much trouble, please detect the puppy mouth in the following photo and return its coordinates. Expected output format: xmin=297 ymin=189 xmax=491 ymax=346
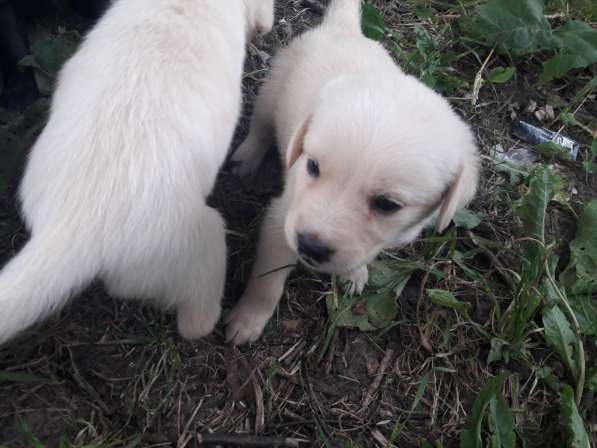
xmin=296 ymin=253 xmax=360 ymax=276
xmin=297 ymin=254 xmax=322 ymax=271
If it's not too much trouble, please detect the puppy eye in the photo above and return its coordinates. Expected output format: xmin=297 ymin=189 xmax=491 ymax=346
xmin=371 ymin=195 xmax=402 ymax=214
xmin=307 ymin=158 xmax=320 ymax=178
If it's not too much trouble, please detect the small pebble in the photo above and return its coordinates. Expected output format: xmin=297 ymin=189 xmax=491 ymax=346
xmin=534 ymin=109 xmax=546 ymax=121
xmin=526 ymin=100 xmax=537 ymax=113
xmin=545 ymin=104 xmax=555 ymax=120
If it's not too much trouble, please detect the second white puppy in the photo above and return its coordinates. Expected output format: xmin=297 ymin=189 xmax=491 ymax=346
xmin=0 ymin=0 xmax=274 ymax=345
xmin=226 ymin=0 xmax=479 ymax=344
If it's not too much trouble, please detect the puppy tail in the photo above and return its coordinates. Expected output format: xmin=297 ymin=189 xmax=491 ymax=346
xmin=323 ymin=0 xmax=362 ymax=35
xmin=0 ymin=231 xmax=95 ymax=344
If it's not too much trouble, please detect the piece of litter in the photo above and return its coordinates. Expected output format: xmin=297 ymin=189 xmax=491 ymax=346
xmin=493 ymin=144 xmax=537 ymax=167
xmin=511 ymin=120 xmax=580 ymax=161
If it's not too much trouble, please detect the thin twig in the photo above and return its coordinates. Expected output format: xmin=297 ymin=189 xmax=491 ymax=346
xmin=251 ymin=371 xmax=265 ymax=434
xmin=361 ymin=349 xmax=395 ymax=412
xmin=371 ymin=429 xmax=397 ymax=448
xmin=416 ymin=269 xmax=434 ymax=353
xmin=197 ymin=433 xmax=301 ymax=448
xmin=471 ymin=47 xmax=495 ymax=106
xmin=178 ymin=400 xmax=203 ymax=448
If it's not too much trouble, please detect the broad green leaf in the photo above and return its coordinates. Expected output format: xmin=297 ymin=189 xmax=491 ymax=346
xmin=488 ymin=66 xmax=516 ymax=83
xmin=460 ymin=374 xmax=508 ymax=448
xmin=0 ymin=371 xmax=57 ymax=384
xmin=368 ymin=261 xmax=400 ymax=289
xmin=515 ymin=167 xmax=563 ymax=242
xmin=560 ymin=385 xmax=590 ymax=448
xmin=453 ymin=209 xmax=483 ymax=230
xmin=331 ymin=262 xmax=414 ymax=331
xmin=514 ymin=167 xmax=563 ymax=278
xmin=561 ymin=200 xmax=597 ymax=295
xmin=466 ymin=0 xmax=554 ymax=56
xmin=533 ymin=142 xmax=572 ymax=161
xmin=365 ymin=293 xmax=398 ymax=328
xmin=428 ymin=289 xmax=471 ymax=314
xmin=567 ymin=295 xmax=597 ymax=336
xmin=542 ymin=305 xmax=578 ymax=378
xmin=367 ymin=260 xmax=415 ymax=294
xmin=362 ymin=3 xmax=385 ymax=41
xmin=539 ymin=20 xmax=597 ymax=83
xmin=488 ymin=395 xmax=516 ymax=448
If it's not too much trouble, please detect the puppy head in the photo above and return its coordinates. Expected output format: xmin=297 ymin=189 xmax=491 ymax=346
xmin=283 ymin=75 xmax=479 ymax=275
xmin=243 ymin=0 xmax=275 ymax=37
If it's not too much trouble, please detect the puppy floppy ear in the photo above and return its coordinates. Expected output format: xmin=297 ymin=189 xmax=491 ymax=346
xmin=286 ymin=114 xmax=313 ymax=169
xmin=436 ymin=157 xmax=479 ymax=233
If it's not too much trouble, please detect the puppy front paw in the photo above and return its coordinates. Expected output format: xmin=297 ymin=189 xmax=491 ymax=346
xmin=341 ymin=266 xmax=369 ymax=295
xmin=225 ymin=300 xmax=272 ymax=345
xmin=177 ymin=305 xmax=219 ymax=340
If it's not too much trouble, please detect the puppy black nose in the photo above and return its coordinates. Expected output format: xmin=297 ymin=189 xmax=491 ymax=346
xmin=297 ymin=233 xmax=334 ymax=264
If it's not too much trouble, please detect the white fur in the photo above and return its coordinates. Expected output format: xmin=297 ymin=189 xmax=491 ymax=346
xmin=226 ymin=0 xmax=479 ymax=345
xmin=0 ymin=0 xmax=274 ymax=344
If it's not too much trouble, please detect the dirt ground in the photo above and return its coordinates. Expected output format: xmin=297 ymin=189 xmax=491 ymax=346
xmin=0 ymin=1 xmax=596 ymax=447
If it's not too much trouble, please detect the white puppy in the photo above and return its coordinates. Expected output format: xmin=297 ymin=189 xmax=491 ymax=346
xmin=226 ymin=0 xmax=479 ymax=345
xmin=0 ymin=0 xmax=274 ymax=344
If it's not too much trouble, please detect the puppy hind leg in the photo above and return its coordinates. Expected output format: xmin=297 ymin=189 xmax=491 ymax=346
xmin=172 ymin=207 xmax=227 ymax=340
xmin=231 ymin=85 xmax=276 ymax=177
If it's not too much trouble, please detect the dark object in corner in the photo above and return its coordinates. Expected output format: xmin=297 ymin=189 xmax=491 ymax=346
xmin=71 ymin=0 xmax=110 ymax=21
xmin=0 ymin=0 xmax=110 ymax=110
xmin=0 ymin=0 xmax=45 ymax=110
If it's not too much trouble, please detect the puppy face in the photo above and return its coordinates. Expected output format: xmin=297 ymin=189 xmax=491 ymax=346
xmin=283 ymin=75 xmax=479 ymax=275
xmin=244 ymin=0 xmax=275 ymax=37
